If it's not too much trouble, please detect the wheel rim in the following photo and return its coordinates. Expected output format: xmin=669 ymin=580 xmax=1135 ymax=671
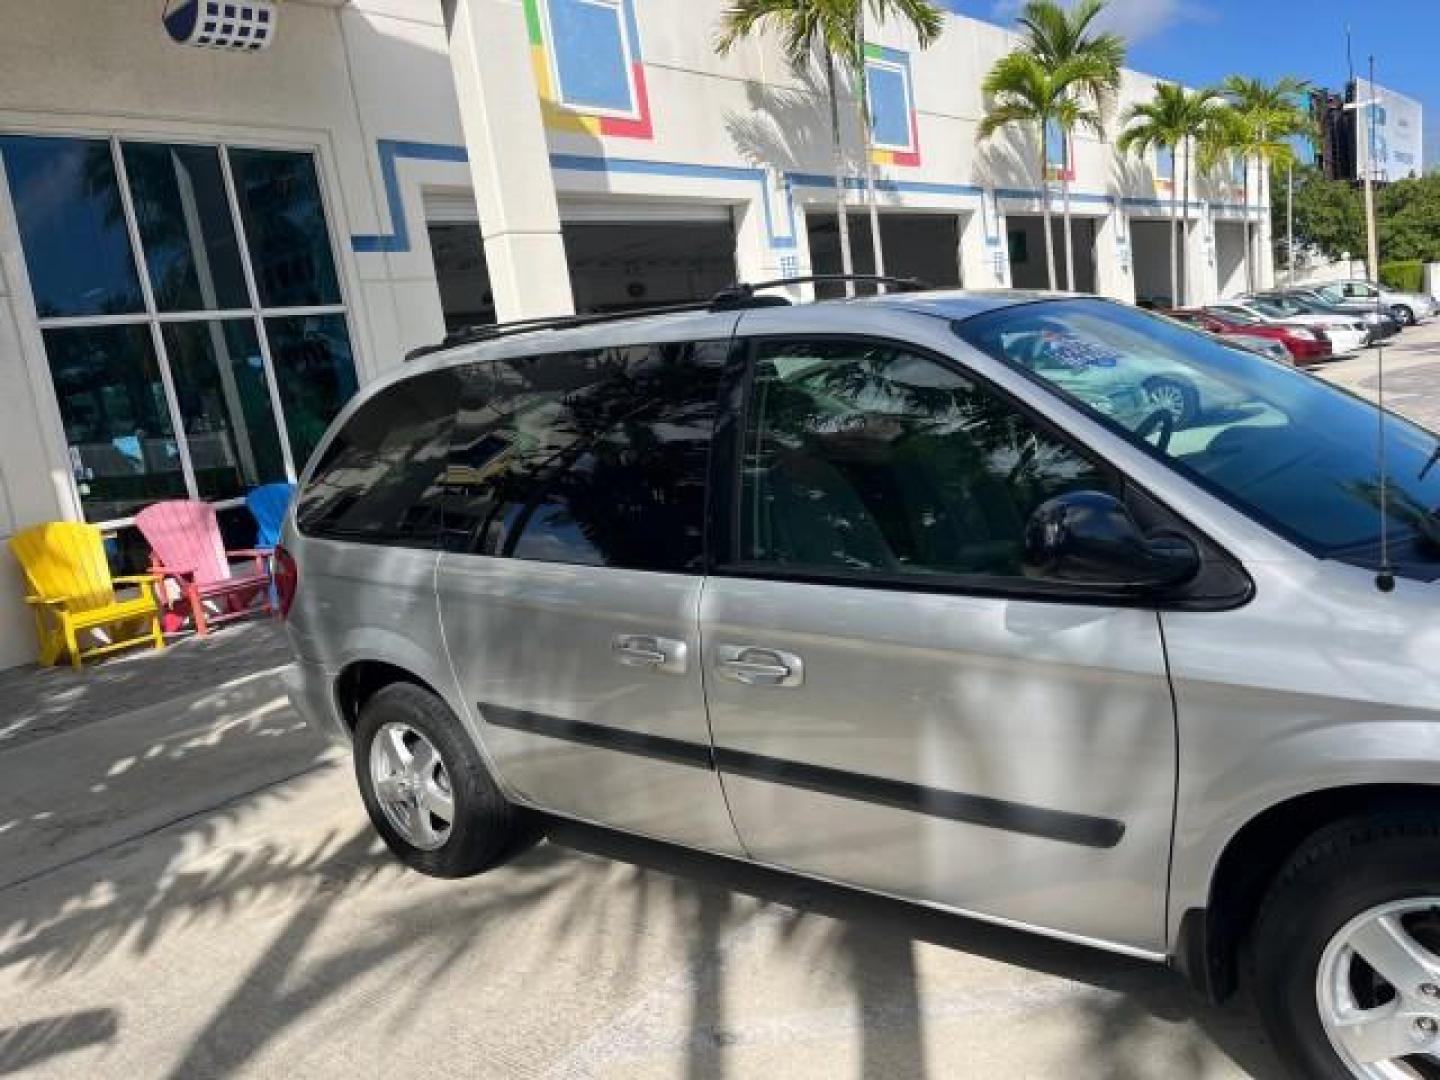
xmin=1317 ymin=898 xmax=1440 ymax=1078
xmin=1146 ymin=381 xmax=1189 ymax=423
xmin=369 ymin=721 xmax=455 ymax=851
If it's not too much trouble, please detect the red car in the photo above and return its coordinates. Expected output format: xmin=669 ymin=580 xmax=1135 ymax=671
xmin=1163 ymin=308 xmax=1333 ymax=366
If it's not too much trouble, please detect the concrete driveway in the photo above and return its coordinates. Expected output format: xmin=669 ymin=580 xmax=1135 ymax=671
xmin=1317 ymin=315 xmax=1440 ymax=431
xmin=0 ymin=625 xmax=1282 ymax=1079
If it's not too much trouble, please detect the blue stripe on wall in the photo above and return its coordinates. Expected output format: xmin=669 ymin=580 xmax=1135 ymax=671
xmin=350 ymin=139 xmax=469 ymax=254
xmin=349 ymin=139 xmax=1262 ymax=256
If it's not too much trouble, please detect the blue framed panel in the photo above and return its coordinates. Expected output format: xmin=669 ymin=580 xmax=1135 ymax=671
xmin=544 ymin=0 xmax=639 ymax=117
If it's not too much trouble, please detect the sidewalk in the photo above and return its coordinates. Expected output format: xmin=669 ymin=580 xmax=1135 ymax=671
xmin=0 ymin=620 xmax=294 ymax=751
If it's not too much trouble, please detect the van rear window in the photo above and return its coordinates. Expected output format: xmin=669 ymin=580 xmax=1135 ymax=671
xmin=295 ymin=369 xmax=460 ymax=546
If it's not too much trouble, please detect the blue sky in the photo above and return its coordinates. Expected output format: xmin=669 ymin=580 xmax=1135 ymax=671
xmin=943 ymin=0 xmax=1438 ymax=167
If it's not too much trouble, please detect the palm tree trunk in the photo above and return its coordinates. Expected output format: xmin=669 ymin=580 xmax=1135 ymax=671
xmin=1168 ymin=142 xmax=1179 ymax=308
xmin=1062 ymin=169 xmax=1076 ymax=292
xmin=855 ymin=4 xmax=886 ymax=286
xmin=824 ymin=51 xmax=855 ymax=297
xmin=1241 ymin=155 xmax=1254 ymax=294
xmin=1181 ymin=135 xmax=1192 ymax=306
xmin=1039 ymin=129 xmax=1057 ymax=290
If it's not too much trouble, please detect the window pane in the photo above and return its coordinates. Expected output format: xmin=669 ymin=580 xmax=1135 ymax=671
xmin=296 ymin=370 xmax=460 ymax=547
xmin=43 ymin=325 xmax=185 ymax=521
xmin=868 ymin=63 xmax=912 ymax=149
xmin=123 ymin=142 xmax=249 ymax=312
xmin=549 ymin=0 xmax=633 ymax=113
xmin=228 ymin=148 xmax=340 ymax=307
xmin=0 ymin=136 xmax=143 ymax=318
xmin=740 ymin=339 xmax=1111 ymax=578
xmin=264 ymin=313 xmax=358 ymax=469
xmin=444 ymin=341 xmax=725 ymax=571
xmin=162 ymin=319 xmax=286 ymax=500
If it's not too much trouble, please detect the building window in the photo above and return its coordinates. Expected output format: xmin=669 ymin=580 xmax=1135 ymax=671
xmin=1045 ymin=118 xmax=1070 ymax=174
xmin=1156 ymin=144 xmax=1175 ymax=183
xmin=0 ymin=135 xmax=357 ymax=525
xmin=865 ymin=51 xmax=916 ymax=154
xmin=543 ymin=0 xmax=638 ymax=117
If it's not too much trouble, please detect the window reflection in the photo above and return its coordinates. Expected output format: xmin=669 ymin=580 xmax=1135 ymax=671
xmin=228 ymin=148 xmax=341 ymax=308
xmin=123 ymin=143 xmax=249 ymax=312
xmin=0 ymin=136 xmax=143 ymax=318
xmin=43 ymin=325 xmax=185 ymax=521
xmin=161 ymin=320 xmax=286 ymax=500
xmin=265 ymin=313 xmax=358 ymax=469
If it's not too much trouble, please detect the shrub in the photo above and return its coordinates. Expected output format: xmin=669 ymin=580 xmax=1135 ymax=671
xmin=1380 ymin=259 xmax=1425 ymax=293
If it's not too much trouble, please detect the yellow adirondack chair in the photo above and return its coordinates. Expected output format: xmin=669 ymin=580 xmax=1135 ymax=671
xmin=8 ymin=522 xmax=165 ymax=669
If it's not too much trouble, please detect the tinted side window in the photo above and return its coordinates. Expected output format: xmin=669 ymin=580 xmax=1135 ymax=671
xmin=443 ymin=341 xmax=727 ymax=572
xmin=296 ymin=369 xmax=460 ymax=546
xmin=737 ymin=338 xmax=1114 ymax=579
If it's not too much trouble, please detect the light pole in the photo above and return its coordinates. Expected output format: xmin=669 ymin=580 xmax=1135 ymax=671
xmin=1342 ymin=60 xmax=1381 ymax=282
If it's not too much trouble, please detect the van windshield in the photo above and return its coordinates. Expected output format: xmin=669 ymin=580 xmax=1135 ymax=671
xmin=954 ymin=299 xmax=1440 ymax=576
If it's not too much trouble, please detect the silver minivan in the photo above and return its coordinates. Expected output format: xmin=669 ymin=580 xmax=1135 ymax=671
xmin=280 ymin=288 xmax=1440 ymax=1080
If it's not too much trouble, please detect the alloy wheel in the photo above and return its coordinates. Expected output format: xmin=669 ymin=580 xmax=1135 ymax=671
xmin=369 ymin=721 xmax=456 ymax=851
xmin=1317 ymin=898 xmax=1440 ymax=1078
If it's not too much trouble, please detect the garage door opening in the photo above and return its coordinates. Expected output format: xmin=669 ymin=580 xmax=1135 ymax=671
xmin=806 ymin=211 xmax=963 ymax=298
xmin=428 ymin=220 xmax=495 ymax=333
xmin=1131 ymin=218 xmax=1179 ymax=308
xmin=426 ymin=201 xmax=738 ymax=329
xmin=1214 ymin=221 xmax=1249 ymax=299
xmin=1005 ymin=214 xmax=1096 ymax=293
xmin=562 ymin=215 xmax=737 ymax=314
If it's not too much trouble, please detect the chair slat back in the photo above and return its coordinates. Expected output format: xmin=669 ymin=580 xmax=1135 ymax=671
xmin=135 ymin=501 xmax=231 ymax=585
xmin=8 ymin=522 xmax=116 ymax=612
xmin=246 ymin=482 xmax=295 ymax=549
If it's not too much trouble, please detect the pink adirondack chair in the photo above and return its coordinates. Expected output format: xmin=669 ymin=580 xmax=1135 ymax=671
xmin=135 ymin=500 xmax=274 ymax=636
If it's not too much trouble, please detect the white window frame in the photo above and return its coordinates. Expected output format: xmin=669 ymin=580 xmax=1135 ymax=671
xmin=539 ymin=0 xmax=643 ymax=121
xmin=865 ymin=56 xmax=916 ymax=155
xmin=0 ymin=132 xmax=356 ymax=532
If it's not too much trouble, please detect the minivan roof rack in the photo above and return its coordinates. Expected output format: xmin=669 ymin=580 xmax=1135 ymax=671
xmin=403 ymin=273 xmax=933 ymax=361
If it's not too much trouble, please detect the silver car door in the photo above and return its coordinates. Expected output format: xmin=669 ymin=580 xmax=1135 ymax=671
xmin=436 ymin=328 xmax=743 ymax=855
xmin=700 ymin=323 xmax=1177 ymax=953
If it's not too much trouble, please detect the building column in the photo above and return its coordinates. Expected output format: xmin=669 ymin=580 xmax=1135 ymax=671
xmin=1185 ymin=209 xmax=1218 ymax=307
xmin=1094 ymin=206 xmax=1134 ymax=304
xmin=445 ymin=0 xmax=574 ymax=320
xmin=960 ymin=191 xmax=1008 ymax=289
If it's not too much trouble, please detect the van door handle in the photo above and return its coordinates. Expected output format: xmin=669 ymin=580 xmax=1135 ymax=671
xmin=613 ymin=635 xmax=688 ymax=675
xmin=717 ymin=645 xmax=804 ymax=688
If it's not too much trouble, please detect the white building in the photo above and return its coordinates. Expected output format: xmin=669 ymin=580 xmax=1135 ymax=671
xmin=0 ymin=0 xmax=1271 ymax=668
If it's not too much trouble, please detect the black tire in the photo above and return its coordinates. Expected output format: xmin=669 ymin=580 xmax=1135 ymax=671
xmin=354 ymin=682 xmax=519 ymax=878
xmin=1142 ymin=376 xmax=1201 ymax=428
xmin=1250 ymin=813 xmax=1440 ymax=1079
xmin=1392 ymin=305 xmax=1416 ymax=327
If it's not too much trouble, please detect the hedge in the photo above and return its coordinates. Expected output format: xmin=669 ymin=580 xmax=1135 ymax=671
xmin=1380 ymin=259 xmax=1425 ymax=293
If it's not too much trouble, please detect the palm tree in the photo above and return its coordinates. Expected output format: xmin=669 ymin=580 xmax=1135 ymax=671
xmin=978 ymin=52 xmax=1103 ymax=291
xmin=1012 ymin=0 xmax=1124 ymax=291
xmin=1218 ymin=75 xmax=1310 ymax=292
xmin=717 ymin=0 xmax=862 ymax=292
xmin=851 ymin=1 xmax=944 ymax=284
xmin=1118 ymin=82 xmax=1225 ymax=306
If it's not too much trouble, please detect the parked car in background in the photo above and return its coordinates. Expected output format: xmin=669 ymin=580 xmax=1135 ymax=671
xmin=1312 ymin=279 xmax=1438 ymax=327
xmin=282 ymin=287 xmax=1440 ymax=1080
xmin=1251 ymin=289 xmax=1400 ymax=342
xmin=1207 ymin=300 xmax=1367 ymax=357
xmin=1164 ymin=308 xmax=1333 ymax=366
xmin=1223 ymin=333 xmax=1295 ymax=365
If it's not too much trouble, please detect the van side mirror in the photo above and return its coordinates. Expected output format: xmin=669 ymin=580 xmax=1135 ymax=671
xmin=1023 ymin=490 xmax=1200 ymax=590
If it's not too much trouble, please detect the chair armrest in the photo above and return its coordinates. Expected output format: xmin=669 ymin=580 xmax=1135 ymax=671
xmin=149 ymin=564 xmax=197 ymax=581
xmin=227 ymin=548 xmax=273 ymax=559
xmin=113 ymin=574 xmax=165 ymax=585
